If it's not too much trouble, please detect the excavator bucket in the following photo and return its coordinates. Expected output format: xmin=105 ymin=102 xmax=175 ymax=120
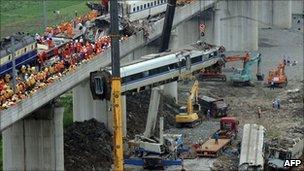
xmin=256 ymin=74 xmax=264 ymax=81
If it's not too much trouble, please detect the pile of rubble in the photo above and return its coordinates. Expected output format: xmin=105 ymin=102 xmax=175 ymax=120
xmin=267 ymin=125 xmax=304 ymax=151
xmin=211 ymin=155 xmax=238 ymax=171
xmin=64 ymin=119 xmax=113 ymax=171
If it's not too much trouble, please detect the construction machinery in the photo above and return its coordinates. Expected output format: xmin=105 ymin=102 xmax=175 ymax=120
xmin=125 ymin=1 xmax=183 ymax=169
xmin=229 ymin=52 xmax=264 ymax=86
xmin=90 ymin=1 xmax=124 ymax=170
xmin=199 ymin=51 xmax=250 ymax=82
xmin=175 ymin=79 xmax=202 ymax=128
xmin=198 ymin=95 xmax=228 ymax=118
xmin=198 ymin=61 xmax=227 ymax=81
xmin=266 ymin=61 xmax=288 ymax=88
xmin=195 ymin=117 xmax=239 ymax=157
xmin=125 ymin=88 xmax=183 ymax=169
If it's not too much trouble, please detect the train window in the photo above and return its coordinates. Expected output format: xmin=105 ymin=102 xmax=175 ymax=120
xmin=137 ymin=6 xmax=139 ymax=11
xmin=154 ymin=1 xmax=156 ymax=5
xmin=1 ymin=56 xmax=9 ymax=64
xmin=144 ymin=4 xmax=146 ymax=9
xmin=133 ymin=7 xmax=136 ymax=12
xmin=131 ymin=72 xmax=144 ymax=81
xmin=191 ymin=56 xmax=202 ymax=64
xmin=147 ymin=3 xmax=150 ymax=8
xmin=209 ymin=53 xmax=213 ymax=59
xmin=180 ymin=59 xmax=186 ymax=67
xmin=168 ymin=63 xmax=177 ymax=70
xmin=161 ymin=0 xmax=163 ymax=3
xmin=164 ymin=0 xmax=167 ymax=2
xmin=140 ymin=5 xmax=143 ymax=10
xmin=151 ymin=2 xmax=153 ymax=6
xmin=158 ymin=0 xmax=160 ymax=4
xmin=122 ymin=76 xmax=131 ymax=83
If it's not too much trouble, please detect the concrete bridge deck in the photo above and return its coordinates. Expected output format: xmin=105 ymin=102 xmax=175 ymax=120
xmin=0 ymin=0 xmax=217 ymax=131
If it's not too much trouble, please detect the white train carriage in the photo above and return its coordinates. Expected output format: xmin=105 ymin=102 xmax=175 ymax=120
xmin=117 ymin=46 xmax=222 ymax=92
xmin=121 ymin=0 xmax=168 ymax=21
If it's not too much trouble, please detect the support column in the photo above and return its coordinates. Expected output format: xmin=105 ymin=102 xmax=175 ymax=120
xmin=258 ymin=0 xmax=273 ymax=28
xmin=214 ymin=0 xmax=258 ymax=51
xmin=291 ymin=0 xmax=304 ymax=14
xmin=169 ymin=17 xmax=200 ymax=50
xmin=2 ymin=106 xmax=64 ymax=170
xmin=73 ymin=79 xmax=112 ymax=131
xmin=273 ymin=0 xmax=292 ymax=29
xmin=163 ymin=81 xmax=178 ymax=103
xmin=214 ymin=3 xmax=223 ymax=46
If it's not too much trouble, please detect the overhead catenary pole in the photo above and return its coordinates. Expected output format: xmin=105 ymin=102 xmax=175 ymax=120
xmin=10 ymin=37 xmax=17 ymax=92
xmin=110 ymin=0 xmax=124 ymax=170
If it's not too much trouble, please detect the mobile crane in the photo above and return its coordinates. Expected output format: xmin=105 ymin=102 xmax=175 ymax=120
xmin=175 ymin=79 xmax=202 ymax=127
xmin=266 ymin=61 xmax=287 ymax=87
xmin=89 ymin=0 xmax=178 ymax=170
xmin=89 ymin=0 xmax=123 ymax=170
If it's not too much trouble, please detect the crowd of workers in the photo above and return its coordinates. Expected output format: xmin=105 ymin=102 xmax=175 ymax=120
xmin=0 ymin=9 xmax=127 ymax=110
xmin=0 ymin=33 xmax=129 ymax=110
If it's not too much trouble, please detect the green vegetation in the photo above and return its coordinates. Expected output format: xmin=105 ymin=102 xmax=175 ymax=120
xmin=0 ymin=0 xmax=93 ymax=38
xmin=59 ymin=95 xmax=73 ymax=129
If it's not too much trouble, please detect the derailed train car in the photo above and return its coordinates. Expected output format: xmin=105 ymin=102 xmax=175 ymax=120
xmin=239 ymin=124 xmax=265 ymax=171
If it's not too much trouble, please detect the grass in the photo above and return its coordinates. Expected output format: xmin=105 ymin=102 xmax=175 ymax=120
xmin=0 ymin=0 xmax=94 ymax=38
xmin=59 ymin=95 xmax=73 ymax=129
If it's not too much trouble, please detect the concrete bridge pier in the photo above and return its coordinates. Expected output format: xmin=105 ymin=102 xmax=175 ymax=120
xmin=163 ymin=81 xmax=178 ymax=103
xmin=2 ymin=105 xmax=64 ymax=170
xmin=73 ymin=79 xmax=127 ymax=135
xmin=214 ymin=0 xmax=258 ymax=51
xmin=258 ymin=0 xmax=292 ymax=29
xmin=272 ymin=0 xmax=292 ymax=29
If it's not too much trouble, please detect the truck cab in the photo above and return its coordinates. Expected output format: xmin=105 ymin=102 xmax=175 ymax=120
xmin=198 ymin=95 xmax=228 ymax=117
xmin=218 ymin=117 xmax=239 ymax=139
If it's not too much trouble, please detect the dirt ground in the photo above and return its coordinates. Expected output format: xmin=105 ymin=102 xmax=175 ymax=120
xmin=165 ymin=14 xmax=304 ymax=170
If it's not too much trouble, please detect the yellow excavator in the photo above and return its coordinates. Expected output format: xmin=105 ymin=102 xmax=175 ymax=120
xmin=175 ymin=79 xmax=202 ymax=128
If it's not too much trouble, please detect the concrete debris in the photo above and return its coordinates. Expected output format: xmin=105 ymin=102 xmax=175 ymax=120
xmin=64 ymin=119 xmax=113 ymax=171
xmin=211 ymin=155 xmax=238 ymax=171
xmin=267 ymin=125 xmax=304 ymax=151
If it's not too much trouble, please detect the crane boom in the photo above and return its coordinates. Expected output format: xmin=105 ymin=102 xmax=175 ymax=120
xmin=110 ymin=0 xmax=123 ymax=170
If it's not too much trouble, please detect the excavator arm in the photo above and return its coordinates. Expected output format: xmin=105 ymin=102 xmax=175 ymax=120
xmin=224 ymin=52 xmax=250 ymax=63
xmin=187 ymin=80 xmax=199 ymax=115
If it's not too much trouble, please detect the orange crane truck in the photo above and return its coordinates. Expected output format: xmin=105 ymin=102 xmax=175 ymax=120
xmin=195 ymin=117 xmax=239 ymax=157
xmin=266 ymin=61 xmax=287 ymax=87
